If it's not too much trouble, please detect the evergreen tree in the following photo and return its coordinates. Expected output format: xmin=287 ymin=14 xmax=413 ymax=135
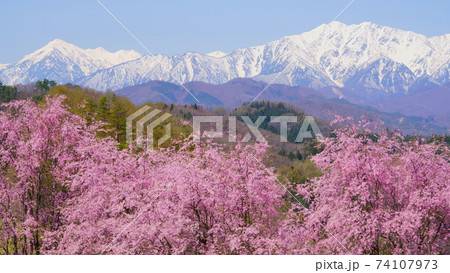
xmin=0 ymin=81 xmax=18 ymax=103
xmin=36 ymin=79 xmax=56 ymax=91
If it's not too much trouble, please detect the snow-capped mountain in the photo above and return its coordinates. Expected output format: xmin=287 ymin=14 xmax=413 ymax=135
xmin=77 ymin=22 xmax=449 ymax=93
xmin=1 ymin=22 xmax=448 ymax=96
xmin=0 ymin=39 xmax=141 ymax=84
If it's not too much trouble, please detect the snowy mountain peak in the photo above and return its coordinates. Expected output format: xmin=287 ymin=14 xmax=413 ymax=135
xmin=322 ymin=20 xmax=347 ymax=29
xmin=19 ymin=39 xmax=78 ymax=63
xmin=46 ymin=38 xmax=73 ymax=47
xmin=206 ymin=51 xmax=228 ymax=58
xmin=0 ymin=39 xmax=142 ymax=85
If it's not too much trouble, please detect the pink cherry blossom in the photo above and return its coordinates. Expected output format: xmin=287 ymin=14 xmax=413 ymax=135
xmin=298 ymin=123 xmax=449 ymax=254
xmin=1 ymin=97 xmax=448 ymax=255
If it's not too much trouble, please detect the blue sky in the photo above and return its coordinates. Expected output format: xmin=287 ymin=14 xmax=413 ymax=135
xmin=1 ymin=0 xmax=449 ymax=63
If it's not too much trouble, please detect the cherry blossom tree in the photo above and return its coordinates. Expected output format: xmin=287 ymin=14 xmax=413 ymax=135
xmin=298 ymin=120 xmax=450 ymax=254
xmin=43 ymin=140 xmax=301 ymax=254
xmin=0 ymin=97 xmax=109 ymax=254
xmin=1 ymin=97 xmax=299 ymax=255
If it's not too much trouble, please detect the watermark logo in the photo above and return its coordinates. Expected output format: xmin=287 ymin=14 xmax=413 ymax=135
xmin=193 ymin=115 xmax=324 ymax=143
xmin=126 ymin=105 xmax=172 ymax=150
xmin=127 ymin=106 xmax=323 ymax=149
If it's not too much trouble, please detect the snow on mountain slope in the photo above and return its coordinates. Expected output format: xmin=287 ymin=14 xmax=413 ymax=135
xmin=432 ymin=62 xmax=450 ymax=84
xmin=78 ymin=21 xmax=449 ymax=92
xmin=282 ymin=22 xmax=448 ymax=86
xmin=344 ymin=58 xmax=417 ymax=93
xmin=0 ymin=39 xmax=141 ymax=84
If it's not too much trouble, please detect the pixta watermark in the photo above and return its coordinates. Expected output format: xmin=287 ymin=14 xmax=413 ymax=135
xmin=127 ymin=106 xmax=323 ymax=150
xmin=193 ymin=115 xmax=324 ymax=143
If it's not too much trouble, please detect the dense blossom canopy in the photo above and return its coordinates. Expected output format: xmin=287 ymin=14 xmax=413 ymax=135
xmin=0 ymin=98 xmax=448 ymax=254
xmin=298 ymin=119 xmax=450 ymax=254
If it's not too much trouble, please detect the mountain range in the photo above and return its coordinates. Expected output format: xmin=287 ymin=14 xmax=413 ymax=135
xmin=1 ymin=22 xmax=448 ymax=96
